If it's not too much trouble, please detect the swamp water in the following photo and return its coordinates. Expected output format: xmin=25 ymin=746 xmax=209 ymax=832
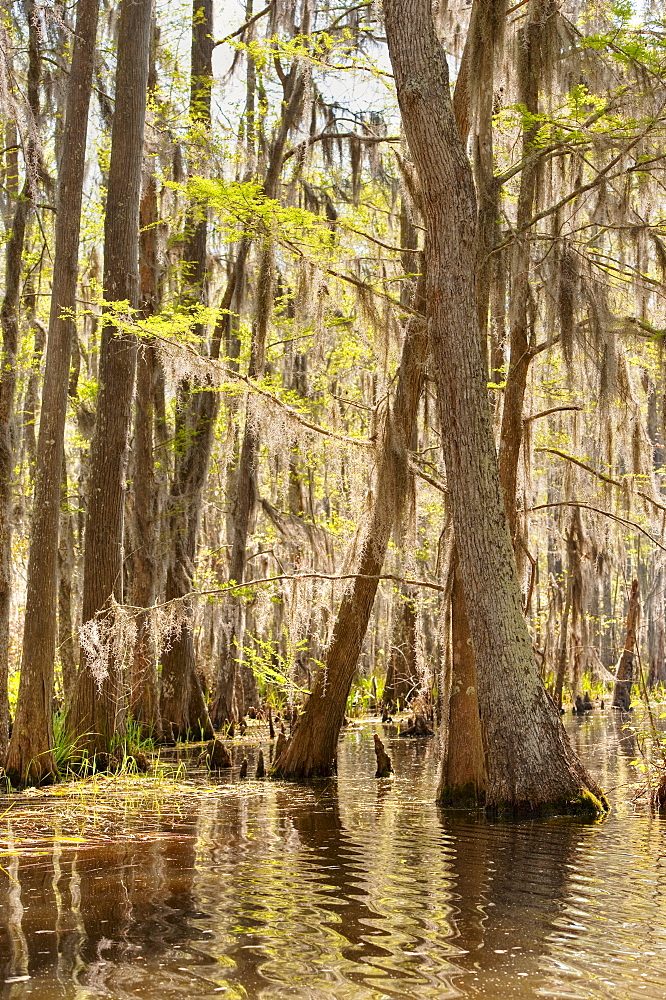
xmin=0 ymin=712 xmax=664 ymax=1000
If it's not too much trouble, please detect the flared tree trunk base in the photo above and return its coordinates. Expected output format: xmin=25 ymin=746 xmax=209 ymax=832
xmin=437 ymin=781 xmax=486 ymax=809
xmin=486 ymin=788 xmax=609 ymax=819
xmin=271 ymin=688 xmax=344 ymax=781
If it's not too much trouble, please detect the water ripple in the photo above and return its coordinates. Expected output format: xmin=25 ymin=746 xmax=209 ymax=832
xmin=1 ymin=716 xmax=665 ymax=999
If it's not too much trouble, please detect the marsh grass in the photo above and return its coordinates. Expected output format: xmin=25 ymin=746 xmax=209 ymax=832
xmin=0 ymin=719 xmax=276 ymax=857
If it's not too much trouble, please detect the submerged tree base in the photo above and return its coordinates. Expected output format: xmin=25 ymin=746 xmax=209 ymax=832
xmin=270 ymin=757 xmax=338 ymax=782
xmin=4 ymin=764 xmax=58 ymax=792
xmin=437 ymin=781 xmax=486 ymax=809
xmin=484 ymin=788 xmax=610 ymax=820
xmin=270 ymin=765 xmax=336 ymax=782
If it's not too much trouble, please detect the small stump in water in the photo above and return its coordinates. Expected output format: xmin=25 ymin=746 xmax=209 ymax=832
xmin=374 ymin=733 xmax=393 ymax=777
xmin=125 ymin=752 xmax=150 ymax=773
xmin=275 ymin=729 xmax=289 ymax=764
xmin=239 ymin=758 xmax=248 ymax=779
xmin=399 ymin=715 xmax=434 ymax=737
xmin=198 ymin=739 xmax=232 ymax=770
xmin=256 ymin=749 xmax=266 ymax=779
xmin=75 ymin=752 xmax=121 ymax=776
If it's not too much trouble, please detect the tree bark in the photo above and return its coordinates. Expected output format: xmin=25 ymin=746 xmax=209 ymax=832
xmin=65 ymin=0 xmax=151 ymax=759
xmin=131 ymin=341 xmax=163 ymax=739
xmin=612 ymin=578 xmax=640 ymax=711
xmin=1 ymin=4 xmax=40 ymax=769
xmin=384 ymin=0 xmax=606 ymax=815
xmin=0 ymin=199 xmax=30 ymax=766
xmin=159 ymin=0 xmax=217 ymax=740
xmin=129 ymin=126 xmax=164 ymax=739
xmin=58 ymin=457 xmax=78 ymax=705
xmin=7 ymin=0 xmax=97 ymax=782
xmin=437 ymin=557 xmax=487 ymax=806
xmin=433 ymin=0 xmax=499 ymax=799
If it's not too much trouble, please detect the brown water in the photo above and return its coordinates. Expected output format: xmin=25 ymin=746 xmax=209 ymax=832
xmin=0 ymin=712 xmax=664 ymax=1000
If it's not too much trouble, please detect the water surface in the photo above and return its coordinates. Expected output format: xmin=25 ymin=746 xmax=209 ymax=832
xmin=0 ymin=712 xmax=663 ymax=999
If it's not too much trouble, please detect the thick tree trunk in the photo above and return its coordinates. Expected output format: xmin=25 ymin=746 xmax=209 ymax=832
xmin=6 ymin=0 xmax=96 ymax=782
xmin=1 ymin=6 xmax=40 ymax=769
xmin=65 ymin=0 xmax=151 ymax=760
xmin=0 ymin=196 xmax=30 ymax=765
xmin=384 ymin=0 xmax=606 ymax=815
xmin=272 ymin=278 xmax=428 ymax=780
xmin=437 ymin=560 xmax=486 ymax=806
xmin=439 ymin=0 xmax=499 ymax=802
xmin=612 ymin=579 xmax=640 ymax=711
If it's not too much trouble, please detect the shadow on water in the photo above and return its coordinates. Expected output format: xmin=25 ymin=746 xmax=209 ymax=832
xmin=2 ymin=716 xmax=666 ymax=998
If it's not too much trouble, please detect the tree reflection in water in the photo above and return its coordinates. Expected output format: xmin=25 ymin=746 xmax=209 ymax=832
xmin=1 ymin=720 xmax=665 ymax=1000
xmin=440 ymin=813 xmax=584 ymax=998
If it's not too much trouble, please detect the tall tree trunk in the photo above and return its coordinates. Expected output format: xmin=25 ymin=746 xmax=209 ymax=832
xmin=65 ymin=0 xmax=151 ymax=760
xmin=210 ymin=244 xmax=272 ymax=728
xmin=159 ymin=391 xmax=216 ymax=739
xmin=384 ymin=0 xmax=606 ymax=815
xmin=612 ymin=578 xmax=640 ymax=711
xmin=6 ymin=0 xmax=96 ymax=783
xmin=0 ymin=4 xmax=40 ymax=768
xmin=438 ymin=0 xmax=502 ymax=800
xmin=58 ymin=458 xmax=78 ymax=706
xmin=160 ymin=249 xmax=247 ymax=738
xmin=0 ymin=201 xmax=30 ymax=765
xmin=437 ymin=559 xmax=486 ymax=806
xmin=272 ymin=276 xmax=428 ymax=780
xmin=210 ymin=62 xmax=307 ymax=727
xmin=129 ymin=105 xmax=164 ymax=739
xmin=452 ymin=0 xmax=505 ymax=368
xmin=131 ymin=341 xmax=163 ymax=739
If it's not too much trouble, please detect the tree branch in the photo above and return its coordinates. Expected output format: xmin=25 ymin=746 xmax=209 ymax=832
xmin=528 ymin=501 xmax=666 ymax=551
xmin=214 ymin=4 xmax=271 ymax=46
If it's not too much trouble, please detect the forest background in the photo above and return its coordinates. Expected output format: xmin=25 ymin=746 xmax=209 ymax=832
xmin=0 ymin=0 xmax=664 ymax=799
